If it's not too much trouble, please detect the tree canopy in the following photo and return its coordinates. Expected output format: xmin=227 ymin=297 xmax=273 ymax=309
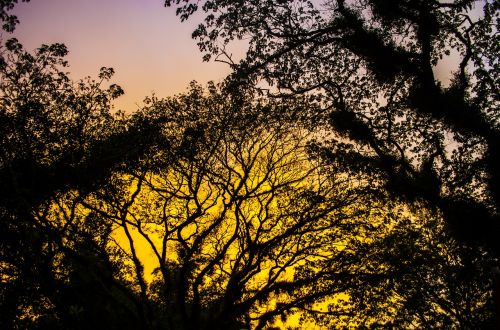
xmin=165 ymin=0 xmax=500 ymax=256
xmin=0 ymin=0 xmax=499 ymax=328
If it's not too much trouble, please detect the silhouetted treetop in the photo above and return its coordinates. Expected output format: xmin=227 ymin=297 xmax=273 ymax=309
xmin=165 ymin=0 xmax=500 ymax=256
xmin=0 ymin=38 xmax=128 ymax=208
xmin=0 ymin=49 xmax=495 ymax=327
xmin=0 ymin=1 xmax=498 ymax=328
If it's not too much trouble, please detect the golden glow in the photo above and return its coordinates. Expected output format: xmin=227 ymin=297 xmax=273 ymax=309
xmin=31 ymin=123 xmax=394 ymax=328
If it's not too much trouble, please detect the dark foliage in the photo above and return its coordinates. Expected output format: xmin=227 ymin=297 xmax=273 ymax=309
xmin=0 ymin=38 xmax=165 ymax=329
xmin=165 ymin=0 xmax=500 ymax=256
xmin=0 ymin=0 xmax=498 ymax=328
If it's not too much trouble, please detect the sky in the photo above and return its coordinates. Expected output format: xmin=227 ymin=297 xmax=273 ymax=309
xmin=10 ymin=0 xmax=233 ymax=112
xmin=8 ymin=0 xmax=480 ymax=112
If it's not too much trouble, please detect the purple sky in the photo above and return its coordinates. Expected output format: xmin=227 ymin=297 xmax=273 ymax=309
xmin=9 ymin=0 xmax=475 ymax=112
xmin=11 ymin=0 xmax=232 ymax=112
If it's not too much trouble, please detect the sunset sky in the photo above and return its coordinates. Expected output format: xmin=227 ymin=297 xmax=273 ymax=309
xmin=9 ymin=0 xmax=473 ymax=112
xmin=11 ymin=0 xmax=234 ymax=112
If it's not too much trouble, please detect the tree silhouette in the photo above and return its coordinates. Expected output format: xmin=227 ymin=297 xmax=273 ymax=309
xmin=340 ymin=207 xmax=496 ymax=328
xmin=4 ymin=78 xmax=490 ymax=328
xmin=0 ymin=38 xmax=164 ymax=329
xmin=0 ymin=1 xmax=498 ymax=328
xmin=165 ymin=0 xmax=500 ymax=256
xmin=77 ymin=84 xmax=388 ymax=329
xmin=164 ymin=0 xmax=500 ymax=326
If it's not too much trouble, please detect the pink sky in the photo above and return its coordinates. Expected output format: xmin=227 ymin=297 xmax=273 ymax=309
xmin=10 ymin=0 xmax=472 ymax=112
xmin=11 ymin=0 xmax=232 ymax=112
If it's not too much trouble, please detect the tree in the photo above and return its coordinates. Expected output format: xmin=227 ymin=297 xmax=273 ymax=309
xmin=1 ymin=74 xmax=386 ymax=329
xmin=0 ymin=48 xmax=494 ymax=325
xmin=0 ymin=1 xmax=497 ymax=327
xmin=77 ymin=84 xmax=388 ymax=329
xmin=165 ymin=0 xmax=500 ymax=257
xmin=337 ymin=205 xmax=497 ymax=328
xmin=49 ymin=83 xmax=492 ymax=329
xmin=0 ymin=38 xmax=164 ymax=329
